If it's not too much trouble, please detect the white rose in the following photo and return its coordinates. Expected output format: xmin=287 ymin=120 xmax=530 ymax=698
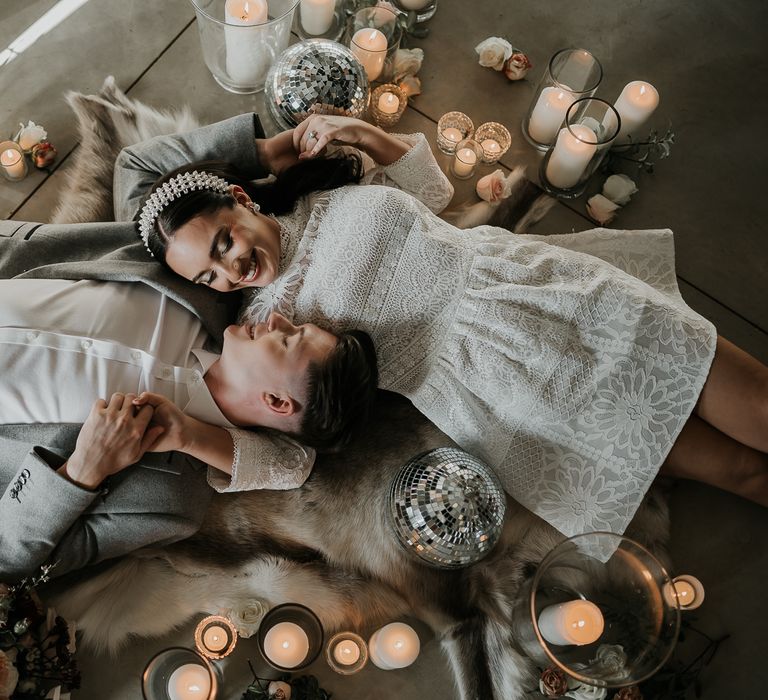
xmin=268 ymin=680 xmax=292 ymax=699
xmin=566 ymin=681 xmax=608 ymax=700
xmin=476 ymin=169 xmax=513 ymax=203
xmin=0 ymin=649 xmax=19 ymax=699
xmin=593 ymin=644 xmax=629 ymax=677
xmin=222 ymin=599 xmax=268 ymax=638
xmin=586 ymin=194 xmax=621 ymax=225
xmin=15 ymin=120 xmax=47 ymax=152
xmin=602 ymin=174 xmax=638 ymax=205
xmin=393 ymin=48 xmax=424 ymax=81
xmin=475 ymin=37 xmax=513 ymax=71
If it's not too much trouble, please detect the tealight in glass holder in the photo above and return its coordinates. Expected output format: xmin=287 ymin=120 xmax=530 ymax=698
xmin=370 ymin=83 xmax=408 ymax=127
xmin=539 ymin=97 xmax=621 ymax=199
xmin=257 ymin=603 xmax=324 ymax=671
xmin=194 ymin=615 xmax=238 ymax=660
xmin=436 ymin=111 xmax=474 ymax=155
xmin=142 ymin=647 xmax=219 ymax=700
xmin=391 ymin=0 xmax=439 ymax=23
xmin=474 ymin=122 xmax=511 ymax=163
xmin=451 ymin=138 xmax=483 ymax=180
xmin=295 ymin=0 xmax=346 ymax=41
xmin=523 ymin=48 xmax=603 ymax=150
xmin=0 ymin=141 xmax=28 ymax=181
xmin=346 ymin=6 xmax=402 ymax=82
xmin=325 ymin=631 xmax=369 ymax=675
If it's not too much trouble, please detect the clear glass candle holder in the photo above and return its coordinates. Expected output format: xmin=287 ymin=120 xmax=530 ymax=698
xmin=523 ymin=48 xmax=603 ymax=150
xmin=436 ymin=111 xmax=474 ymax=155
xmin=190 ymin=0 xmax=299 ymax=94
xmin=295 ymin=0 xmax=346 ymax=41
xmin=142 ymin=647 xmax=219 ymax=700
xmin=539 ymin=97 xmax=621 ymax=199
xmin=369 ymin=83 xmax=407 ymax=127
xmin=391 ymin=0 xmax=439 ymax=23
xmin=0 ymin=141 xmax=28 ymax=181
xmin=346 ymin=5 xmax=402 ymax=82
xmin=257 ymin=603 xmax=324 ymax=672
xmin=325 ymin=631 xmax=369 ymax=675
xmin=194 ymin=615 xmax=238 ymax=660
xmin=451 ymin=138 xmax=483 ymax=180
xmin=474 ymin=122 xmax=511 ymax=163
xmin=512 ymin=532 xmax=680 ymax=689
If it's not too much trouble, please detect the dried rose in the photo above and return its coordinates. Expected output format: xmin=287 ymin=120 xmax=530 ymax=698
xmin=586 ymin=194 xmax=621 ymax=225
xmin=0 ymin=649 xmax=19 ymax=700
xmin=601 ymin=174 xmax=638 ymax=205
xmin=612 ymin=686 xmax=643 ymax=700
xmin=398 ymin=75 xmax=422 ymax=97
xmin=540 ymin=667 xmax=569 ymax=697
xmin=504 ymin=51 xmax=532 ymax=80
xmin=222 ymin=599 xmax=267 ymax=638
xmin=15 ymin=120 xmax=47 ymax=152
xmin=476 ymin=169 xmax=514 ymax=203
xmin=32 ymin=141 xmax=57 ymax=169
xmin=475 ymin=37 xmax=513 ymax=71
xmin=268 ymin=680 xmax=292 ymax=699
xmin=393 ymin=47 xmax=424 ymax=82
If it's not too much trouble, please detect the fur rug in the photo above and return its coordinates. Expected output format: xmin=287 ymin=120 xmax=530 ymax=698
xmin=47 ymin=78 xmax=671 ymax=700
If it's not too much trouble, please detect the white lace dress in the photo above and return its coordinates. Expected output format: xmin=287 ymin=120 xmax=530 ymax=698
xmin=240 ymin=133 xmax=716 ymax=538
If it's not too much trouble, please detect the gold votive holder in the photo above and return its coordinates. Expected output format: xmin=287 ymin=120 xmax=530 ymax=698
xmin=436 ymin=111 xmax=474 ymax=154
xmin=194 ymin=615 xmax=238 ymax=660
xmin=325 ymin=631 xmax=368 ymax=675
xmin=370 ymin=83 xmax=408 ymax=128
xmin=451 ymin=138 xmax=482 ymax=180
xmin=474 ymin=122 xmax=511 ymax=163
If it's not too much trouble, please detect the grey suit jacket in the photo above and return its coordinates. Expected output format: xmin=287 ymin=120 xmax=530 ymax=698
xmin=0 ymin=113 xmax=268 ymax=581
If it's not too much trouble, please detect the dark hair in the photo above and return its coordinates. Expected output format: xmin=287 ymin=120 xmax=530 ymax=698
xmin=143 ymin=154 xmax=363 ymax=262
xmin=296 ymin=328 xmax=379 ymax=452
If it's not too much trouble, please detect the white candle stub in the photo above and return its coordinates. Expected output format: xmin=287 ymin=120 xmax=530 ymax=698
xmin=545 ymin=124 xmax=597 ymax=190
xmin=442 ymin=127 xmax=463 ymax=144
xmin=398 ymin=0 xmax=431 ymax=9
xmin=663 ymin=574 xmax=705 ymax=610
xmin=167 ymin=663 xmax=211 ymax=700
xmin=333 ymin=639 xmax=361 ymax=665
xmin=377 ymin=91 xmax=400 ymax=114
xmin=613 ymin=80 xmax=659 ymax=144
xmin=300 ymin=0 xmax=335 ymax=36
xmin=528 ymin=87 xmax=576 ymax=145
xmin=263 ymin=621 xmax=310 ymax=668
xmin=453 ymin=147 xmax=477 ymax=178
xmin=224 ymin=0 xmax=269 ymax=86
xmin=481 ymin=138 xmax=501 ymax=155
xmin=202 ymin=625 xmax=228 ymax=652
xmin=537 ymin=599 xmax=604 ymax=646
xmin=350 ymin=28 xmax=388 ymax=81
xmin=1 ymin=147 xmax=26 ymax=180
xmin=369 ymin=622 xmax=420 ymax=670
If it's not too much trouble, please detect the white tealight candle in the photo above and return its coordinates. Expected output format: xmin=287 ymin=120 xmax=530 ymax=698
xmin=453 ymin=146 xmax=478 ymax=178
xmin=377 ymin=91 xmax=400 ymax=114
xmin=545 ymin=124 xmax=597 ymax=190
xmin=442 ymin=127 xmax=463 ymax=144
xmin=481 ymin=139 xmax=501 ymax=155
xmin=300 ymin=0 xmax=335 ymax=36
xmin=613 ymin=80 xmax=659 ymax=144
xmin=663 ymin=574 xmax=705 ymax=610
xmin=333 ymin=639 xmax=361 ymax=665
xmin=537 ymin=600 xmax=604 ymax=647
xmin=202 ymin=625 xmax=228 ymax=652
xmin=368 ymin=622 xmax=420 ymax=670
xmin=167 ymin=663 xmax=211 ymax=700
xmin=350 ymin=28 xmax=388 ymax=81
xmin=224 ymin=0 xmax=269 ymax=86
xmin=263 ymin=621 xmax=310 ymax=668
xmin=1 ymin=146 xmax=26 ymax=180
xmin=398 ymin=0 xmax=430 ymax=9
xmin=528 ymin=87 xmax=577 ymax=145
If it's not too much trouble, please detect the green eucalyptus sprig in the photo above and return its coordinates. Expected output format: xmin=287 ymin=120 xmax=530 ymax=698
xmin=606 ymin=126 xmax=676 ymax=174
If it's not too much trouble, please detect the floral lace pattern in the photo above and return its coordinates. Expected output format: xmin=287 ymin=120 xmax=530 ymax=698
xmin=240 ymin=140 xmax=715 ymax=539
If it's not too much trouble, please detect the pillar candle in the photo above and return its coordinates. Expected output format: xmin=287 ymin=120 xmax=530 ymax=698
xmin=0 ymin=145 xmax=26 ymax=180
xmin=453 ymin=147 xmax=478 ymax=178
xmin=333 ymin=639 xmax=362 ymax=665
xmin=537 ymin=599 xmax=604 ymax=646
xmin=225 ymin=0 xmax=269 ymax=86
xmin=528 ymin=87 xmax=576 ymax=145
xmin=377 ymin=91 xmax=400 ymax=114
xmin=613 ymin=80 xmax=659 ymax=144
xmin=167 ymin=663 xmax=211 ymax=700
xmin=263 ymin=621 xmax=310 ymax=668
xmin=350 ymin=28 xmax=387 ymax=81
xmin=300 ymin=0 xmax=335 ymax=36
xmin=369 ymin=622 xmax=420 ymax=670
xmin=545 ymin=124 xmax=597 ymax=190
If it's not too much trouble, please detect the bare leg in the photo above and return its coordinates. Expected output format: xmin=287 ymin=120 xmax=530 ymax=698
xmin=661 ymin=414 xmax=768 ymax=506
xmin=695 ymin=336 xmax=768 ymax=453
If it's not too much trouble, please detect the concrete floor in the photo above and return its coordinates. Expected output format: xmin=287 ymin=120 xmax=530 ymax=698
xmin=1 ymin=0 xmax=767 ymax=697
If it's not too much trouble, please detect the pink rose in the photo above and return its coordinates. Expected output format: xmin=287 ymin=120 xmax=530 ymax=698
xmin=586 ymin=194 xmax=621 ymax=225
xmin=0 ymin=649 xmax=19 ymax=700
xmin=476 ymin=169 xmax=512 ymax=203
xmin=504 ymin=51 xmax=532 ymax=80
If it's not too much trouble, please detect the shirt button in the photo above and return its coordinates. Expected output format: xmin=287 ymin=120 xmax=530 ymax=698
xmin=26 ymin=331 xmax=39 ymax=341
xmin=191 ymin=371 xmax=202 ymax=384
xmin=131 ymin=350 xmax=142 ymax=361
xmin=162 ymin=367 xmax=172 ymax=378
xmin=80 ymin=339 xmax=92 ymax=349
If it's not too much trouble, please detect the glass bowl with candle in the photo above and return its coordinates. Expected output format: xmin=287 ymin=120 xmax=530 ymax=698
xmin=0 ymin=141 xmax=28 ymax=182
xmin=370 ymin=83 xmax=408 ymax=128
xmin=142 ymin=647 xmax=219 ymax=700
xmin=346 ymin=5 xmax=402 ymax=83
xmin=295 ymin=0 xmax=346 ymax=41
xmin=257 ymin=603 xmax=324 ymax=672
xmin=474 ymin=122 xmax=512 ymax=164
xmin=391 ymin=0 xmax=439 ymax=24
xmin=512 ymin=532 xmax=680 ymax=689
xmin=325 ymin=631 xmax=369 ymax=675
xmin=436 ymin=111 xmax=474 ymax=155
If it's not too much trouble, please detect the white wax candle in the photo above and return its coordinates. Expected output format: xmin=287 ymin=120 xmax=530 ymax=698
xmin=537 ymin=600 xmax=604 ymax=647
xmin=442 ymin=127 xmax=463 ymax=144
xmin=613 ymin=80 xmax=659 ymax=144
xmin=202 ymin=625 xmax=228 ymax=652
xmin=1 ymin=147 xmax=26 ymax=180
xmin=481 ymin=139 xmax=501 ymax=155
xmin=528 ymin=87 xmax=577 ymax=145
xmin=453 ymin=147 xmax=477 ymax=178
xmin=663 ymin=574 xmax=705 ymax=610
xmin=350 ymin=28 xmax=388 ymax=81
xmin=167 ymin=663 xmax=211 ymax=700
xmin=333 ymin=639 xmax=361 ymax=665
xmin=377 ymin=91 xmax=400 ymax=114
xmin=225 ymin=0 xmax=269 ymax=86
xmin=263 ymin=621 xmax=310 ymax=668
xmin=398 ymin=0 xmax=431 ymax=8
xmin=300 ymin=0 xmax=335 ymax=36
xmin=545 ymin=124 xmax=597 ymax=190
xmin=369 ymin=622 xmax=420 ymax=670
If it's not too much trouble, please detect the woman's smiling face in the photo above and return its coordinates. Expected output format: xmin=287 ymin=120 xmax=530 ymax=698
xmin=165 ymin=199 xmax=281 ymax=292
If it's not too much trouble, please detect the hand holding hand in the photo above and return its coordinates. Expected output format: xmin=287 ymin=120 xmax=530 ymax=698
xmin=132 ymin=392 xmax=191 ymax=453
xmin=292 ymin=115 xmax=372 ymax=160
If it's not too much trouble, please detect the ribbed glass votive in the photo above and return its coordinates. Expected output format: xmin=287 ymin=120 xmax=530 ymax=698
xmin=474 ymin=122 xmax=511 ymax=163
xmin=370 ymin=83 xmax=407 ymax=127
xmin=436 ymin=111 xmax=474 ymax=155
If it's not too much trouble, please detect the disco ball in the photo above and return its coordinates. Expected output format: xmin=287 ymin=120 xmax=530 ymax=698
xmin=265 ymin=39 xmax=370 ymax=130
xmin=389 ymin=447 xmax=506 ymax=569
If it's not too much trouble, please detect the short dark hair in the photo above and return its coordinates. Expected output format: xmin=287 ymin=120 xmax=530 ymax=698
xmin=296 ymin=329 xmax=379 ymax=452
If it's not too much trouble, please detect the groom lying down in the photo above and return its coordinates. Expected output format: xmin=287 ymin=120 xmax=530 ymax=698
xmin=0 ymin=268 xmax=377 ymax=582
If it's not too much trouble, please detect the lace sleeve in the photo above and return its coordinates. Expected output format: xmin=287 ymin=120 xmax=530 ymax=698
xmin=207 ymin=428 xmax=315 ymax=492
xmin=359 ymin=132 xmax=454 ymax=214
